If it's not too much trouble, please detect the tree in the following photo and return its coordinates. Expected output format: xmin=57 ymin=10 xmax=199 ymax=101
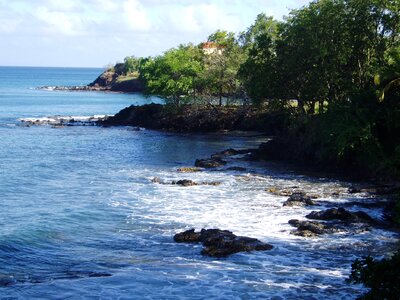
xmin=201 ymin=30 xmax=246 ymax=105
xmin=239 ymin=13 xmax=278 ymax=48
xmin=124 ymin=56 xmax=141 ymax=75
xmin=140 ymin=44 xmax=203 ymax=106
xmin=238 ymin=15 xmax=280 ymax=105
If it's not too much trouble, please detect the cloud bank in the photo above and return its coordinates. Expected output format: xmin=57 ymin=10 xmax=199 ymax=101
xmin=0 ymin=0 xmax=310 ymax=67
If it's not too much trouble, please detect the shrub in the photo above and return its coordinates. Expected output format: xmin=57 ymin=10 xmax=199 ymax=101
xmin=349 ymin=251 xmax=400 ymax=299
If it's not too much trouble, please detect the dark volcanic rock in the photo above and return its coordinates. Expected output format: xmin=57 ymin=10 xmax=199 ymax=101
xmin=201 ymin=236 xmax=273 ymax=257
xmin=288 ymin=219 xmax=340 ymax=237
xmin=172 ymin=179 xmax=221 ymax=186
xmin=177 ymin=167 xmax=202 ymax=173
xmin=306 ymin=207 xmax=374 ymax=223
xmin=89 ymin=70 xmax=116 ymax=87
xmin=195 ymin=158 xmax=227 ymax=168
xmin=210 ymin=148 xmax=250 ymax=159
xmin=283 ymin=191 xmax=318 ymax=207
xmin=172 ymin=179 xmax=198 ymax=186
xmin=101 ymin=104 xmax=164 ymax=127
xmin=174 ymin=228 xmax=273 ymax=257
xmin=174 ymin=229 xmax=202 ymax=243
xmin=100 ymin=104 xmax=269 ymax=132
xmin=152 ymin=178 xmax=221 ymax=186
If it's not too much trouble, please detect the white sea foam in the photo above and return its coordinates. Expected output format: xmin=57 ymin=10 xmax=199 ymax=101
xmin=106 ymin=161 xmax=397 ymax=299
xmin=18 ymin=115 xmax=112 ymax=126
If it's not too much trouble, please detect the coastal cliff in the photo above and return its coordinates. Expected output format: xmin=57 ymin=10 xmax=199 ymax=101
xmin=87 ymin=63 xmax=145 ymax=92
xmin=39 ymin=62 xmax=145 ymax=93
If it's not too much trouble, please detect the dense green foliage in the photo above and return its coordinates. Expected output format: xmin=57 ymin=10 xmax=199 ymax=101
xmin=240 ymin=0 xmax=399 ymax=180
xmin=137 ymin=31 xmax=246 ymax=106
xmin=139 ymin=44 xmax=203 ymax=106
xmin=349 ymin=251 xmax=400 ymax=299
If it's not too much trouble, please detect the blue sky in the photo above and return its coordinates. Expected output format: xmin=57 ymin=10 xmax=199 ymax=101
xmin=0 ymin=0 xmax=310 ymax=68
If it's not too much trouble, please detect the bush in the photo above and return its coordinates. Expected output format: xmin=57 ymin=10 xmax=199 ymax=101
xmin=349 ymin=251 xmax=400 ymax=299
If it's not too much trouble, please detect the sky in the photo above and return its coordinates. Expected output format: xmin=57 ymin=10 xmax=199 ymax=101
xmin=0 ymin=0 xmax=310 ymax=68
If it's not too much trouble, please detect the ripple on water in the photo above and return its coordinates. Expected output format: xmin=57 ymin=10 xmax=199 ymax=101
xmin=0 ymin=125 xmax=397 ymax=298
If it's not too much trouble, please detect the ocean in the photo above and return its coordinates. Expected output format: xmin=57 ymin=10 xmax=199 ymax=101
xmin=0 ymin=66 xmax=396 ymax=299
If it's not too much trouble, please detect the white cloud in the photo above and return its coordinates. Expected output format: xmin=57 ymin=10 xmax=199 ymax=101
xmin=43 ymin=0 xmax=78 ymax=12
xmin=0 ymin=0 xmax=313 ymax=67
xmin=123 ymin=0 xmax=152 ymax=31
xmin=34 ymin=7 xmax=81 ymax=35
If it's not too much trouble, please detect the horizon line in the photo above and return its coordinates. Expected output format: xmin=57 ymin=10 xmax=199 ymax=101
xmin=0 ymin=64 xmax=105 ymax=69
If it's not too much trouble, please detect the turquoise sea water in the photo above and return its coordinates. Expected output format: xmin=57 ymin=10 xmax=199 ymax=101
xmin=0 ymin=67 xmax=397 ymax=299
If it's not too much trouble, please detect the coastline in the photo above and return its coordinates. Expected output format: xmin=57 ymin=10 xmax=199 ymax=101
xmin=10 ymin=103 xmax=400 ymax=297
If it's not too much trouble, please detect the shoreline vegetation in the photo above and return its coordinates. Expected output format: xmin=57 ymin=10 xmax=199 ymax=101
xmin=38 ymin=0 xmax=398 ymax=297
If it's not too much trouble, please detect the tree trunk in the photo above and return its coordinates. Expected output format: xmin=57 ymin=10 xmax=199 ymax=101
xmin=219 ymin=86 xmax=222 ymax=106
xmin=309 ymin=100 xmax=315 ymax=114
xmin=297 ymin=99 xmax=305 ymax=114
xmin=319 ymin=100 xmax=324 ymax=113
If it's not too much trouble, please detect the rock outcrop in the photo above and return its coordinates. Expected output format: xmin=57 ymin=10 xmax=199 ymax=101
xmin=19 ymin=115 xmax=110 ymax=126
xmin=151 ymin=178 xmax=221 ymax=186
xmin=100 ymin=104 xmax=270 ymax=132
xmin=174 ymin=229 xmax=273 ymax=257
xmin=39 ymin=67 xmax=145 ymax=93
xmin=288 ymin=219 xmax=340 ymax=237
xmin=194 ymin=158 xmax=227 ymax=168
xmin=211 ymin=148 xmax=250 ymax=159
xmin=177 ymin=167 xmax=202 ymax=173
xmin=283 ymin=191 xmax=318 ymax=207
xmin=171 ymin=179 xmax=221 ymax=186
xmin=306 ymin=207 xmax=374 ymax=224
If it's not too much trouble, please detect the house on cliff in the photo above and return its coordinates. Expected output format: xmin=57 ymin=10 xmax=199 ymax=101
xmin=201 ymin=42 xmax=224 ymax=55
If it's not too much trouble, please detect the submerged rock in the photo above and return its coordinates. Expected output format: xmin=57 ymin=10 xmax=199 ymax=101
xmin=210 ymin=148 xmax=250 ymax=159
xmin=267 ymin=187 xmax=292 ymax=197
xmin=194 ymin=158 xmax=227 ymax=168
xmin=0 ymin=275 xmax=17 ymax=287
xmin=151 ymin=177 xmax=163 ymax=184
xmin=177 ymin=167 xmax=202 ymax=173
xmin=172 ymin=179 xmax=198 ymax=186
xmin=283 ymin=191 xmax=318 ymax=207
xmin=19 ymin=115 xmax=110 ymax=127
xmin=174 ymin=228 xmax=273 ymax=257
xmin=306 ymin=207 xmax=374 ymax=223
xmin=211 ymin=148 xmax=239 ymax=159
xmin=225 ymin=166 xmax=247 ymax=172
xmin=152 ymin=178 xmax=221 ymax=187
xmin=202 ymin=181 xmax=222 ymax=186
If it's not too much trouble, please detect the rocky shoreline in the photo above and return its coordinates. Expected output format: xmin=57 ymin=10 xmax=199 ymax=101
xmin=99 ymin=103 xmax=276 ymax=133
xmin=18 ymin=104 xmax=399 ymax=258
xmin=167 ymin=147 xmax=399 ymax=255
xmin=18 ymin=115 xmax=111 ymax=127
